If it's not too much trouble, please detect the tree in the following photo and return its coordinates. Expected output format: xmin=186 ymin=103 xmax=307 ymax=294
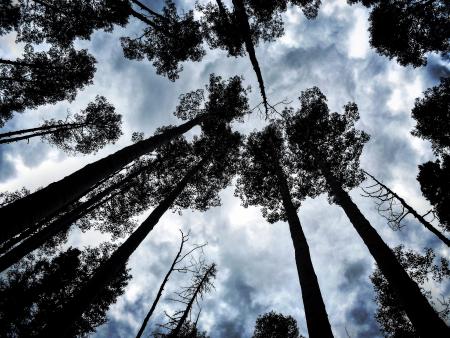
xmin=411 ymin=77 xmax=450 ymax=156
xmin=0 ymin=96 xmax=122 ymax=154
xmin=348 ymin=0 xmax=450 ymax=67
xmin=0 ymin=1 xmax=20 ymax=36
xmin=136 ymin=230 xmax=206 ymax=338
xmin=0 ymin=44 xmax=96 ymax=126
xmin=371 ymin=246 xmax=450 ymax=337
xmin=6 ymin=0 xmax=130 ymax=48
xmin=156 ymin=321 xmax=210 ymax=338
xmin=39 ymin=125 xmax=242 ymax=336
xmin=417 ymin=155 xmax=450 ymax=232
xmin=0 ymin=244 xmax=130 ymax=337
xmin=121 ymin=0 xmax=205 ymax=81
xmin=0 ymin=74 xmax=249 ymax=245
xmin=235 ymin=125 xmax=334 ymax=338
xmin=361 ymin=170 xmax=450 ymax=246
xmin=252 ymin=311 xmax=304 ymax=338
xmin=284 ymin=87 xmax=450 ymax=337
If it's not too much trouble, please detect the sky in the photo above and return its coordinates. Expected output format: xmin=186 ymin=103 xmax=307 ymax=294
xmin=1 ymin=0 xmax=450 ymax=337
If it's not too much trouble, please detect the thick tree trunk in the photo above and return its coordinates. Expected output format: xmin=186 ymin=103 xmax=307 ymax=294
xmin=135 ymin=234 xmax=186 ymax=338
xmin=39 ymin=158 xmax=207 ymax=337
xmin=231 ymin=0 xmax=268 ymax=113
xmin=323 ymin=170 xmax=450 ymax=337
xmin=274 ymin=163 xmax=334 ymax=338
xmin=363 ymin=170 xmax=450 ymax=247
xmin=0 ymin=116 xmax=202 ymax=244
xmin=169 ymin=265 xmax=216 ymax=338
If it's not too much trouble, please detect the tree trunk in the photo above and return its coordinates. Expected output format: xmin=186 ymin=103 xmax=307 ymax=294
xmin=0 ymin=125 xmax=80 ymax=144
xmin=0 ymin=122 xmax=80 ymax=139
xmin=38 ymin=157 xmax=207 ymax=338
xmin=135 ymin=233 xmax=186 ymax=338
xmin=323 ymin=169 xmax=450 ymax=337
xmin=363 ymin=170 xmax=450 ymax=247
xmin=0 ymin=116 xmax=202 ymax=244
xmin=231 ymin=0 xmax=268 ymax=113
xmin=274 ymin=162 xmax=334 ymax=338
xmin=169 ymin=265 xmax=216 ymax=338
xmin=130 ymin=0 xmax=168 ymax=21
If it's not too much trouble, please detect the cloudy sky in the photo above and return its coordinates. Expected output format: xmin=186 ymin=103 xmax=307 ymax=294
xmin=1 ymin=0 xmax=449 ymax=337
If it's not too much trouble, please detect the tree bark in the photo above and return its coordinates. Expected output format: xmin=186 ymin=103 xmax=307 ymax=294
xmin=0 ymin=116 xmax=203 ymax=244
xmin=323 ymin=169 xmax=450 ymax=337
xmin=38 ymin=157 xmax=207 ymax=338
xmin=274 ymin=162 xmax=334 ymax=338
xmin=363 ymin=170 xmax=450 ymax=247
xmin=231 ymin=0 xmax=268 ymax=113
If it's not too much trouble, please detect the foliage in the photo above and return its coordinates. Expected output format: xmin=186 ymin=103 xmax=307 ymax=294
xmin=0 ymin=44 xmax=96 ymax=126
xmin=0 ymin=1 xmax=20 ymax=36
xmin=349 ymin=0 xmax=450 ymax=67
xmin=121 ymin=0 xmax=205 ymax=81
xmin=252 ymin=311 xmax=302 ymax=338
xmin=0 ymin=244 xmax=131 ymax=337
xmin=371 ymin=245 xmax=450 ymax=337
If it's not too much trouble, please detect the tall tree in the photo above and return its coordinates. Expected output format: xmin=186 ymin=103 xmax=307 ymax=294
xmin=0 ymin=244 xmax=130 ymax=337
xmin=39 ymin=125 xmax=242 ymax=337
xmin=0 ymin=74 xmax=249 ymax=245
xmin=121 ymin=0 xmax=205 ymax=81
xmin=0 ymin=1 xmax=20 ymax=35
xmin=284 ymin=86 xmax=450 ymax=337
xmin=0 ymin=44 xmax=96 ymax=126
xmin=235 ymin=125 xmax=334 ymax=338
xmin=0 ymin=96 xmax=122 ymax=154
xmin=371 ymin=246 xmax=450 ymax=337
xmin=252 ymin=311 xmax=304 ymax=338
xmin=361 ymin=170 xmax=450 ymax=246
xmin=348 ymin=0 xmax=450 ymax=67
xmin=136 ymin=231 xmax=206 ymax=338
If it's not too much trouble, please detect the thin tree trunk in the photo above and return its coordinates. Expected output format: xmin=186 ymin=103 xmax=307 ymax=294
xmin=129 ymin=8 xmax=161 ymax=31
xmin=39 ymin=158 xmax=208 ymax=337
xmin=130 ymin=0 xmax=167 ymax=21
xmin=0 ymin=123 xmax=80 ymax=139
xmin=0 ymin=161 xmax=156 ymax=272
xmin=274 ymin=162 xmax=334 ymax=338
xmin=0 ymin=59 xmax=43 ymax=68
xmin=169 ymin=265 xmax=216 ymax=338
xmin=231 ymin=0 xmax=268 ymax=113
xmin=322 ymin=169 xmax=450 ymax=337
xmin=135 ymin=233 xmax=186 ymax=338
xmin=0 ymin=116 xmax=203 ymax=244
xmin=363 ymin=170 xmax=450 ymax=247
xmin=0 ymin=126 xmax=79 ymax=144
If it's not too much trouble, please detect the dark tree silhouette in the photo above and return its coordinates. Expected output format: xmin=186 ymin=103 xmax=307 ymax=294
xmin=371 ymin=246 xmax=450 ymax=337
xmin=348 ymin=0 xmax=450 ymax=67
xmin=0 ymin=244 xmax=130 ymax=337
xmin=411 ymin=77 xmax=450 ymax=156
xmin=0 ymin=96 xmax=122 ymax=153
xmin=0 ymin=1 xmax=20 ymax=35
xmin=121 ymin=0 xmax=205 ymax=81
xmin=0 ymin=74 xmax=249 ymax=245
xmin=135 ymin=230 xmax=206 ymax=338
xmin=40 ymin=125 xmax=242 ymax=337
xmin=156 ymin=321 xmax=210 ymax=338
xmin=0 ymin=44 xmax=96 ymax=126
xmin=284 ymin=87 xmax=450 ymax=337
xmin=418 ymin=155 xmax=450 ymax=232
xmin=6 ymin=0 xmax=129 ymax=48
xmin=361 ymin=170 xmax=450 ymax=246
xmin=235 ymin=125 xmax=334 ymax=338
xmin=252 ymin=311 xmax=304 ymax=338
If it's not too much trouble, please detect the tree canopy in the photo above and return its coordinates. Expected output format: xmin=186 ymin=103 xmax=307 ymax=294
xmin=252 ymin=311 xmax=303 ymax=338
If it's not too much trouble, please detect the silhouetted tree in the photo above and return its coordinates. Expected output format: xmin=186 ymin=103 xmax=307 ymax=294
xmin=0 ymin=244 xmax=130 ymax=337
xmin=121 ymin=0 xmax=205 ymax=81
xmin=361 ymin=170 xmax=450 ymax=246
xmin=5 ymin=0 xmax=129 ymax=48
xmin=348 ymin=0 xmax=450 ymax=67
xmin=371 ymin=246 xmax=450 ymax=337
xmin=40 ymin=125 xmax=242 ymax=337
xmin=235 ymin=125 xmax=334 ymax=338
xmin=0 ymin=74 xmax=249 ymax=245
xmin=0 ymin=44 xmax=96 ymax=126
xmin=411 ymin=77 xmax=450 ymax=156
xmin=136 ymin=230 xmax=206 ymax=338
xmin=0 ymin=96 xmax=122 ymax=153
xmin=252 ymin=311 xmax=304 ymax=338
xmin=417 ymin=155 xmax=450 ymax=232
xmin=156 ymin=320 xmax=210 ymax=338
xmin=284 ymin=87 xmax=450 ymax=337
xmin=0 ymin=1 xmax=20 ymax=35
